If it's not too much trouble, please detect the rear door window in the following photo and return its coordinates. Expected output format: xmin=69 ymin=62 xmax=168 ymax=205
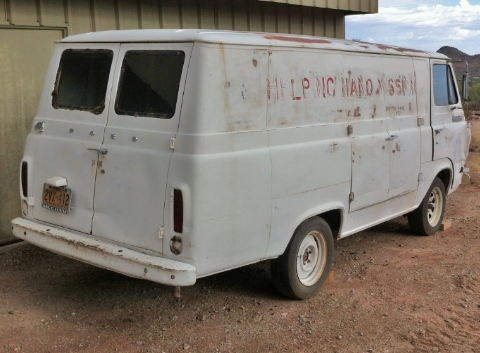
xmin=433 ymin=64 xmax=458 ymax=106
xmin=52 ymin=49 xmax=114 ymax=114
xmin=115 ymin=50 xmax=185 ymax=118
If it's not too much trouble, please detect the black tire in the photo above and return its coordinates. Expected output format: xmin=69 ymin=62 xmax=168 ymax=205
xmin=271 ymin=217 xmax=334 ymax=299
xmin=408 ymin=177 xmax=446 ymax=236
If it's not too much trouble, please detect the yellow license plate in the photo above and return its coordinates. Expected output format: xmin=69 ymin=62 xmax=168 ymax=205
xmin=42 ymin=184 xmax=72 ymax=214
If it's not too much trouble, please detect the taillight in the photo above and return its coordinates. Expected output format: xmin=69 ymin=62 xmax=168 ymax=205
xmin=21 ymin=161 xmax=28 ymax=198
xmin=173 ymin=189 xmax=183 ymax=233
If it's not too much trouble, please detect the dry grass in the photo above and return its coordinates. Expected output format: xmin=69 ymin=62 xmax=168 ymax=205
xmin=466 ymin=150 xmax=480 ymax=173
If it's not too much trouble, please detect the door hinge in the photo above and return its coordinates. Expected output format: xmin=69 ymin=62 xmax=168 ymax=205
xmin=417 ymin=117 xmax=424 ymax=126
xmin=159 ymin=226 xmax=164 ymax=239
xmin=347 ymin=125 xmax=353 ymax=136
xmin=349 ymin=192 xmax=354 ymax=202
xmin=169 ymin=137 xmax=176 ymax=150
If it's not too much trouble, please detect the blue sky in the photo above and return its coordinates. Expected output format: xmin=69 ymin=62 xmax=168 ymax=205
xmin=346 ymin=0 xmax=480 ymax=55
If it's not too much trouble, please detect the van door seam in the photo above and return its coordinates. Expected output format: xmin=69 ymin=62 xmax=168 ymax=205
xmin=161 ymin=43 xmax=195 ymax=245
xmin=90 ymin=45 xmax=122 ymax=234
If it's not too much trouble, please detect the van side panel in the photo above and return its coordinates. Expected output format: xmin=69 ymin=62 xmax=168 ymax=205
xmin=178 ymin=43 xmax=268 ymax=134
xmin=266 ymin=49 xmax=351 ymax=257
xmin=265 ymin=50 xmax=425 ymax=256
xmin=343 ymin=53 xmax=390 ymax=211
xmin=171 ymin=44 xmax=271 ymax=276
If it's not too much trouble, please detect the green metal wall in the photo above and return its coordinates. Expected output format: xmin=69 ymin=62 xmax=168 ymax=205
xmin=0 ymin=0 xmax=376 ymax=243
xmin=0 ymin=28 xmax=63 ymax=244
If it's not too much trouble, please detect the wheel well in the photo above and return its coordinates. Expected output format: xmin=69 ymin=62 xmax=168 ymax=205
xmin=317 ymin=209 xmax=342 ymax=239
xmin=436 ymin=169 xmax=451 ymax=191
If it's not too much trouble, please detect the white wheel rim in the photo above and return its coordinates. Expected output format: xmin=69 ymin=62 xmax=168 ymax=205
xmin=427 ymin=186 xmax=443 ymax=227
xmin=296 ymin=231 xmax=327 ymax=286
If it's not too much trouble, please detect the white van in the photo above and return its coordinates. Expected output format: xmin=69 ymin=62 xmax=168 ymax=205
xmin=12 ymin=30 xmax=471 ymax=299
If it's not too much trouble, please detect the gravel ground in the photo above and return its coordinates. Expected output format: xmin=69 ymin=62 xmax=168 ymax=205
xmin=1 ymin=153 xmax=479 ymax=353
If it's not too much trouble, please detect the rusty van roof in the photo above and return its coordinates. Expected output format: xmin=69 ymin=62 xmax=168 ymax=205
xmin=60 ymin=29 xmax=447 ymax=59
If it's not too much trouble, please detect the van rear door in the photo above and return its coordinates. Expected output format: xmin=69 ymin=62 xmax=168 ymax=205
xmin=91 ymin=43 xmax=192 ymax=254
xmin=32 ymin=44 xmax=120 ymax=234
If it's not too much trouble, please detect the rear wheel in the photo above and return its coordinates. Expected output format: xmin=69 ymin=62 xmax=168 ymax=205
xmin=408 ymin=177 xmax=446 ymax=236
xmin=271 ymin=217 xmax=334 ymax=299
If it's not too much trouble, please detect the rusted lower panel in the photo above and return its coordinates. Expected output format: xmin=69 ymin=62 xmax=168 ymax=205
xmin=11 ymin=218 xmax=197 ymax=286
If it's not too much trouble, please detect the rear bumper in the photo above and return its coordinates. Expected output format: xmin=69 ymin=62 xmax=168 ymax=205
xmin=11 ymin=217 xmax=196 ymax=286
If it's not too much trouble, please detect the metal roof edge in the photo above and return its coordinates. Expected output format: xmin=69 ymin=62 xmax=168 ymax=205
xmin=257 ymin=0 xmax=378 ymax=14
xmin=59 ymin=29 xmax=447 ymax=60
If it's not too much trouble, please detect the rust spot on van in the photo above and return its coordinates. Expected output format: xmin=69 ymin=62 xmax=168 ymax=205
xmin=219 ymin=43 xmax=234 ymax=132
xmin=395 ymin=143 xmax=400 ymax=152
xmin=372 ymin=105 xmax=377 ymax=119
xmin=252 ymin=59 xmax=258 ymax=67
xmin=354 ymin=107 xmax=361 ymax=118
xmin=376 ymin=44 xmax=425 ymax=54
xmin=264 ymin=34 xmax=331 ymax=45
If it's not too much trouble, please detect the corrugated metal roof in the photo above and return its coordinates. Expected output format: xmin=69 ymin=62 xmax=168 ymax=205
xmin=61 ymin=29 xmax=445 ymax=59
xmin=258 ymin=0 xmax=378 ymax=13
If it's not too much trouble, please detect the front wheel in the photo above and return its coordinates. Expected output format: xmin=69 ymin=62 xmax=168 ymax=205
xmin=271 ymin=217 xmax=334 ymax=299
xmin=408 ymin=177 xmax=446 ymax=236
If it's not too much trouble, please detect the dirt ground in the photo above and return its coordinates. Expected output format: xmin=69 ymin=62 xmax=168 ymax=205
xmin=1 ymin=155 xmax=480 ymax=353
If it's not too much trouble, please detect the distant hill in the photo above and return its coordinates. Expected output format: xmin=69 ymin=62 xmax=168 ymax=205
xmin=437 ymin=46 xmax=480 ymax=78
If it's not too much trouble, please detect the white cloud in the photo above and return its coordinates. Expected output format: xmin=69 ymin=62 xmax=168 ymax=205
xmin=346 ymin=0 xmax=480 ymax=54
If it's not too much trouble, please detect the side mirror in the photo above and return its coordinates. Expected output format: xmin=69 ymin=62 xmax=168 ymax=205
xmin=462 ymin=72 xmax=469 ymax=101
xmin=454 ymin=60 xmax=469 ymax=101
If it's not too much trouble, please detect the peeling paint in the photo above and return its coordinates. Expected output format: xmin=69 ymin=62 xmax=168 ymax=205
xmin=264 ymin=34 xmax=331 ymax=45
xmin=354 ymin=107 xmax=361 ymax=118
xmin=376 ymin=44 xmax=426 ymax=54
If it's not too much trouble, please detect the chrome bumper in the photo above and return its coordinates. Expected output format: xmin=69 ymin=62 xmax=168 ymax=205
xmin=11 ymin=218 xmax=196 ymax=286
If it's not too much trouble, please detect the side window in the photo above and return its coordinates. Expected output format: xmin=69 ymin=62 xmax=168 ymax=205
xmin=115 ymin=50 xmax=185 ymax=119
xmin=433 ymin=64 xmax=458 ymax=106
xmin=52 ymin=49 xmax=114 ymax=114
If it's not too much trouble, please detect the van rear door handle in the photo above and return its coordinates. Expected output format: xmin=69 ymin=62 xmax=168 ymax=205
xmin=88 ymin=148 xmax=108 ymax=155
xmin=386 ymin=135 xmax=398 ymax=141
xmin=434 ymin=128 xmax=445 ymax=135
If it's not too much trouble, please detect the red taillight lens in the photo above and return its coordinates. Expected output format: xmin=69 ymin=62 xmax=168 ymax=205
xmin=173 ymin=189 xmax=183 ymax=233
xmin=21 ymin=161 xmax=28 ymax=198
